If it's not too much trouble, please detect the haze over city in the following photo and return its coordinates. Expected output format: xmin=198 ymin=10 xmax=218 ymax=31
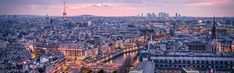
xmin=0 ymin=0 xmax=234 ymax=16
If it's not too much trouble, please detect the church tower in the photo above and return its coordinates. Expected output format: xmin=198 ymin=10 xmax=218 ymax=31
xmin=208 ymin=17 xmax=221 ymax=52
xmin=211 ymin=17 xmax=216 ymax=39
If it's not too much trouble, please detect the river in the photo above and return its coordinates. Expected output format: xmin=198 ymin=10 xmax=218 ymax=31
xmin=107 ymin=51 xmax=138 ymax=64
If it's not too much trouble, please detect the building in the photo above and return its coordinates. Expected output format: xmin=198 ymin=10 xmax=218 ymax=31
xmin=182 ymin=68 xmax=199 ymax=73
xmin=0 ymin=40 xmax=8 ymax=48
xmin=218 ymin=39 xmax=233 ymax=52
xmin=185 ymin=40 xmax=207 ymax=52
xmin=147 ymin=12 xmax=156 ymax=18
xmin=129 ymin=70 xmax=143 ymax=73
xmin=218 ymin=25 xmax=234 ymax=35
xmin=175 ymin=13 xmax=181 ymax=17
xmin=232 ymin=40 xmax=234 ymax=52
xmin=58 ymin=44 xmax=85 ymax=60
xmin=158 ymin=12 xmax=169 ymax=18
xmin=149 ymin=52 xmax=234 ymax=73
xmin=136 ymin=61 xmax=155 ymax=73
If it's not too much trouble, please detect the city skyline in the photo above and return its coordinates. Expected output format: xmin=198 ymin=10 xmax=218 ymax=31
xmin=1 ymin=1 xmax=234 ymax=73
xmin=0 ymin=0 xmax=234 ymax=17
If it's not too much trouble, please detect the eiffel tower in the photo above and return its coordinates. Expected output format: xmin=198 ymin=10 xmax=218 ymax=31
xmin=62 ymin=0 xmax=68 ymax=21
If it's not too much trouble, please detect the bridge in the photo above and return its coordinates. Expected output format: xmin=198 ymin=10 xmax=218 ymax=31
xmin=99 ymin=47 xmax=140 ymax=63
xmin=86 ymin=63 xmax=122 ymax=72
xmin=84 ymin=47 xmax=140 ymax=73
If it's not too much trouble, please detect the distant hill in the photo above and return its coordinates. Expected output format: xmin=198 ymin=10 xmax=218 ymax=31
xmin=79 ymin=14 xmax=95 ymax=17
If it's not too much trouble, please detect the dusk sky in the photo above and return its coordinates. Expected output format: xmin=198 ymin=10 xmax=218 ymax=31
xmin=0 ymin=0 xmax=234 ymax=17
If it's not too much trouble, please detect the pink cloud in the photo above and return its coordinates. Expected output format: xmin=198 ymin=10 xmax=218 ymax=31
xmin=68 ymin=4 xmax=139 ymax=16
xmin=1 ymin=0 xmax=233 ymax=16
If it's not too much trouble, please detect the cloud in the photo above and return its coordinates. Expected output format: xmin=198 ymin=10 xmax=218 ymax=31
xmin=91 ymin=4 xmax=112 ymax=8
xmin=0 ymin=0 xmax=233 ymax=16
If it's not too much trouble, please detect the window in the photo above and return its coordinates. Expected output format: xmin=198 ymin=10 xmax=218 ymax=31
xmin=211 ymin=61 xmax=214 ymax=64
xmin=175 ymin=60 xmax=177 ymax=63
xmin=220 ymin=61 xmax=223 ymax=64
xmin=178 ymin=60 xmax=181 ymax=63
xmin=169 ymin=65 xmax=172 ymax=68
xmin=206 ymin=61 xmax=209 ymax=64
xmin=215 ymin=65 xmax=219 ymax=68
xmin=183 ymin=60 xmax=186 ymax=64
xmin=201 ymin=60 xmax=205 ymax=64
xmin=187 ymin=60 xmax=190 ymax=64
xmin=201 ymin=65 xmax=205 ymax=68
xmin=160 ymin=60 xmax=163 ymax=63
xmin=224 ymin=61 xmax=228 ymax=64
xmin=155 ymin=60 xmax=158 ymax=63
xmin=215 ymin=61 xmax=218 ymax=64
xmin=220 ymin=66 xmax=224 ymax=69
xmin=169 ymin=60 xmax=172 ymax=63
xmin=193 ymin=61 xmax=195 ymax=64
xmin=160 ymin=65 xmax=163 ymax=68
xmin=175 ymin=65 xmax=178 ymax=68
xmin=164 ymin=60 xmax=167 ymax=63
xmin=196 ymin=60 xmax=200 ymax=64
xmin=178 ymin=65 xmax=181 ymax=67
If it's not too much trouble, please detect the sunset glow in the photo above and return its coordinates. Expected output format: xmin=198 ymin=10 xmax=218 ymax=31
xmin=0 ymin=0 xmax=234 ymax=16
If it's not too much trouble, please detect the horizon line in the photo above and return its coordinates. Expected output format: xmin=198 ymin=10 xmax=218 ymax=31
xmin=1 ymin=14 xmax=234 ymax=18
